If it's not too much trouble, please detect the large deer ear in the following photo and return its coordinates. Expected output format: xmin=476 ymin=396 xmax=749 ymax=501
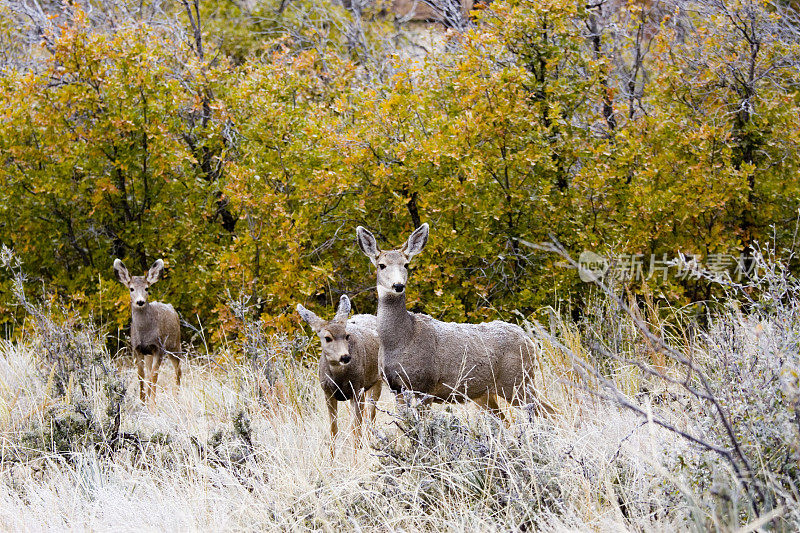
xmin=334 ymin=295 xmax=351 ymax=323
xmin=146 ymin=259 xmax=165 ymax=284
xmin=356 ymin=226 xmax=380 ymax=265
xmin=402 ymin=223 xmax=429 ymax=260
xmin=296 ymin=304 xmax=325 ymax=332
xmin=113 ymin=259 xmax=131 ymax=286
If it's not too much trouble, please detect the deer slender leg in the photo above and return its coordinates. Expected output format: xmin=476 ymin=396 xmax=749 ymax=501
xmin=365 ymin=382 xmax=381 ymax=423
xmin=170 ymin=354 xmax=182 ymax=387
xmin=474 ymin=392 xmax=506 ymax=421
xmin=327 ymin=393 xmax=338 ymax=456
xmin=351 ymin=392 xmax=364 ymax=447
xmin=486 ymin=393 xmax=507 ymax=422
xmin=149 ymin=352 xmax=163 ymax=404
xmin=508 ymin=385 xmax=557 ymax=417
xmin=136 ymin=352 xmax=146 ymax=404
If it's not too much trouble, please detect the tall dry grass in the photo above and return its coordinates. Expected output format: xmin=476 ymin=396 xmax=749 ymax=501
xmin=0 ymin=245 xmax=797 ymax=530
xmin=0 ymin=336 xmax=690 ymax=531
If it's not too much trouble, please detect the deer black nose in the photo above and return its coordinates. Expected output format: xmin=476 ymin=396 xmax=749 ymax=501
xmin=392 ymin=283 xmax=405 ymax=293
xmin=136 ymin=300 xmax=146 ymax=307
xmin=340 ymin=355 xmax=351 ymax=364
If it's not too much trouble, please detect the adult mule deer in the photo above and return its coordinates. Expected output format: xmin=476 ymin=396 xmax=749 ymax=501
xmin=356 ymin=223 xmax=553 ymax=418
xmin=114 ymin=259 xmax=181 ymax=405
xmin=297 ymin=295 xmax=381 ymax=451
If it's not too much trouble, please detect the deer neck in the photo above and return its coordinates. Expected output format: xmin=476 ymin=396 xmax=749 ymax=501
xmin=131 ymin=303 xmax=154 ymax=330
xmin=376 ymin=286 xmax=413 ymax=351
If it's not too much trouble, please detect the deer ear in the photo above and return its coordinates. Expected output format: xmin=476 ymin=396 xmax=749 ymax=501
xmin=334 ymin=295 xmax=351 ymax=323
xmin=146 ymin=259 xmax=165 ymax=284
xmin=113 ymin=259 xmax=131 ymax=286
xmin=403 ymin=223 xmax=429 ymax=260
xmin=356 ymin=226 xmax=380 ymax=265
xmin=296 ymin=304 xmax=325 ymax=332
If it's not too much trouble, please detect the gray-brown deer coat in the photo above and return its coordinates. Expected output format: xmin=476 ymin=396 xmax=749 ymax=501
xmin=356 ymin=223 xmax=553 ymax=417
xmin=297 ymin=295 xmax=381 ymax=450
xmin=114 ymin=259 xmax=181 ymax=405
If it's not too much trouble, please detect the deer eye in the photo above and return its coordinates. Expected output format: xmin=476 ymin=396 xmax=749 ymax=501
xmin=378 ymin=264 xmax=386 ymax=270
xmin=345 ymin=334 xmax=351 ymax=341
xmin=145 ymin=287 xmax=149 ymax=292
xmin=403 ymin=263 xmax=409 ymax=269
xmin=324 ymin=336 xmax=333 ymax=343
xmin=130 ymin=288 xmax=134 ymax=292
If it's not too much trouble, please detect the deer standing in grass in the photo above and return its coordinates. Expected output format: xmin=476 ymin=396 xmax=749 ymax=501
xmin=297 ymin=295 xmax=381 ymax=451
xmin=114 ymin=259 xmax=181 ymax=405
xmin=356 ymin=223 xmax=554 ymax=418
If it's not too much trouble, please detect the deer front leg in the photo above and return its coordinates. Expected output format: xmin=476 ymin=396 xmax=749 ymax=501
xmin=351 ymin=392 xmax=364 ymax=447
xmin=136 ymin=351 xmax=146 ymax=404
xmin=149 ymin=352 xmax=163 ymax=405
xmin=326 ymin=393 xmax=338 ymax=456
xmin=364 ymin=382 xmax=382 ymax=424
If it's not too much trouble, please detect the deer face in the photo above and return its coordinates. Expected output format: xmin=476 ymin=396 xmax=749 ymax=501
xmin=375 ymin=250 xmax=411 ymax=295
xmin=114 ymin=259 xmax=164 ymax=309
xmin=127 ymin=276 xmax=151 ymax=308
xmin=317 ymin=322 xmax=353 ymax=366
xmin=297 ymin=295 xmax=354 ymax=366
xmin=357 ymin=223 xmax=429 ymax=296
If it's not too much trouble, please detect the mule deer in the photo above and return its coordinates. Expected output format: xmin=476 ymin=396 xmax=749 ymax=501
xmin=356 ymin=223 xmax=553 ymax=418
xmin=297 ymin=295 xmax=381 ymax=450
xmin=114 ymin=259 xmax=181 ymax=405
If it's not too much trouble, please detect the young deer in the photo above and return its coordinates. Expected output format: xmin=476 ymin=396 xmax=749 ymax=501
xmin=114 ymin=259 xmax=181 ymax=405
xmin=297 ymin=295 xmax=381 ymax=450
xmin=356 ymin=223 xmax=554 ymax=418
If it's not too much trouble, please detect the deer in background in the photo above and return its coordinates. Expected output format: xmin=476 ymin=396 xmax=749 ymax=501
xmin=356 ymin=223 xmax=554 ymax=418
xmin=297 ymin=295 xmax=381 ymax=452
xmin=114 ymin=259 xmax=181 ymax=405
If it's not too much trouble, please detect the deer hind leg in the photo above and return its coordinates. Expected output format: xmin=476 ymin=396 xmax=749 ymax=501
xmin=326 ymin=393 xmax=338 ymax=456
xmin=529 ymin=395 xmax=557 ymax=417
xmin=136 ymin=352 xmax=147 ymax=404
xmin=508 ymin=384 xmax=557 ymax=418
xmin=170 ymin=353 xmax=182 ymax=388
xmin=475 ymin=392 xmax=507 ymax=422
xmin=486 ymin=393 xmax=508 ymax=422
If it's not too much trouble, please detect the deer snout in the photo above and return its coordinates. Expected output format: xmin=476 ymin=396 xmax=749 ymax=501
xmin=340 ymin=354 xmax=351 ymax=364
xmin=392 ymin=283 xmax=405 ymax=293
xmin=136 ymin=300 xmax=146 ymax=307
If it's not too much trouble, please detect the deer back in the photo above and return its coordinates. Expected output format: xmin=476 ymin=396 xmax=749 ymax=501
xmin=381 ymin=312 xmax=536 ymax=401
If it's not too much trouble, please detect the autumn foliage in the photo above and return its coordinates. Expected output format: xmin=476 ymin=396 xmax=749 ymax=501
xmin=1 ymin=0 xmax=798 ymax=342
